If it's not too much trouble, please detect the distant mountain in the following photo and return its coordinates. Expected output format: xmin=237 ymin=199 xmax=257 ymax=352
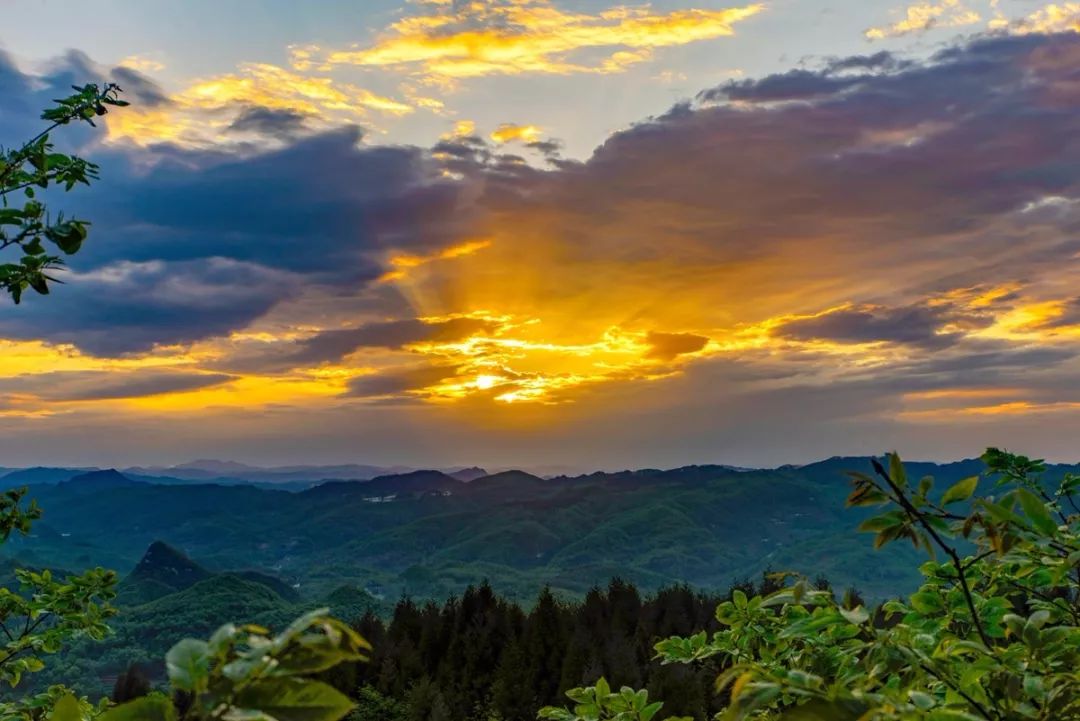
xmin=448 ymin=466 xmax=488 ymax=482
xmin=122 ymin=460 xmax=415 ymax=484
xmin=1 ymin=461 xmax=500 ymax=490
xmin=0 ymin=466 xmax=96 ymax=486
xmin=174 ymin=459 xmax=264 ymax=475
xmin=62 ymin=469 xmax=143 ymax=489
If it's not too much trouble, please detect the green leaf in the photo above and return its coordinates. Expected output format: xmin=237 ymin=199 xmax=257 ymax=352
xmin=44 ymin=221 xmax=87 ymax=254
xmin=641 ymin=701 xmax=663 ymax=721
xmin=978 ymin=498 xmax=1025 ymax=527
xmin=1016 ymin=488 xmax=1057 ymax=535
xmin=166 ymin=638 xmax=210 ymax=692
xmin=941 ymin=476 xmax=978 ymax=506
xmin=777 ymin=699 xmax=869 ymax=720
xmin=909 ymin=591 xmax=944 ymax=614
xmin=539 ymin=708 xmax=577 ymax=721
xmin=233 ymin=678 xmax=355 ymax=721
xmin=99 ymin=695 xmax=177 ymax=721
xmin=49 ymin=694 xmax=82 ymax=721
xmin=858 ymin=511 xmax=904 ymax=533
xmin=889 ymin=453 xmax=907 ymax=488
xmin=839 ymin=606 xmax=869 ymax=625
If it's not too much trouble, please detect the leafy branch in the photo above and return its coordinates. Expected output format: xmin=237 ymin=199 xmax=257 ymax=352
xmin=0 ymin=82 xmax=127 ymax=303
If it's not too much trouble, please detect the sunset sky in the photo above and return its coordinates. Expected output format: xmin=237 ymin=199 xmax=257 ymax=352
xmin=0 ymin=0 xmax=1078 ymax=470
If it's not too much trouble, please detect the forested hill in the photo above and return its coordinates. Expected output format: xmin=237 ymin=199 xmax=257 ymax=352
xmin=6 ymin=455 xmax=1075 ymax=603
xmin=25 ymin=540 xmax=384 ymax=697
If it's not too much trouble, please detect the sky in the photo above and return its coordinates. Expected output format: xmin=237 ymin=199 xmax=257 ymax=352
xmin=0 ymin=0 xmax=1078 ymax=470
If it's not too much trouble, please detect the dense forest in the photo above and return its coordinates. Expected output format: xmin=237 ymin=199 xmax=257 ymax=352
xmin=109 ymin=576 xmax=844 ymax=721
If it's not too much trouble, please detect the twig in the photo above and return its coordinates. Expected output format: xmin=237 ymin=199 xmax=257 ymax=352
xmin=871 ymin=459 xmax=995 ymax=651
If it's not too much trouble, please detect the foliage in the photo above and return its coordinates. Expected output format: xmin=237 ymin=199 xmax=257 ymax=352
xmin=0 ymin=487 xmax=116 ymax=720
xmin=630 ymin=449 xmax=1080 ymax=720
xmin=0 ymin=82 xmax=126 ymax=303
xmin=538 ymin=678 xmax=687 ymax=721
xmin=28 ymin=568 xmax=383 ymax=697
xmin=144 ymin=607 xmax=370 ymax=721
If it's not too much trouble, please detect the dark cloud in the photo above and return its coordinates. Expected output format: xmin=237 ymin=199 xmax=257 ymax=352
xmin=109 ymin=66 xmax=171 ymax=107
xmin=0 ymin=369 xmax=232 ymax=401
xmin=824 ymin=51 xmax=910 ymax=74
xmin=711 ymin=51 xmax=911 ymax=104
xmin=65 ymin=371 xmax=232 ymax=400
xmin=531 ymin=32 xmax=1080 ymax=309
xmin=526 ymin=139 xmax=563 ymax=160
xmin=89 ymin=128 xmax=462 ymax=275
xmin=0 ymin=50 xmax=32 ymax=103
xmin=292 ymin=317 xmax=499 ymax=366
xmin=645 ymin=331 xmax=709 ymax=359
xmin=705 ymin=70 xmax=863 ymax=103
xmin=774 ymin=304 xmax=976 ymax=349
xmin=0 ymin=259 xmax=296 ymax=354
xmin=345 ymin=364 xmax=462 ymax=398
xmin=227 ymin=106 xmax=309 ymax=139
xmin=902 ymin=345 xmax=1077 ymax=379
xmin=432 ymin=135 xmax=488 ymax=159
xmin=0 ymin=51 xmax=494 ymax=354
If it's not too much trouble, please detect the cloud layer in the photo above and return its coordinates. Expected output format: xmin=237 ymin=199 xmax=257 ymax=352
xmin=0 ymin=28 xmax=1078 ymax=466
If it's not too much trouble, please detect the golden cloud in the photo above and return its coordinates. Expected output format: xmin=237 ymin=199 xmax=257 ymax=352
xmin=865 ymin=0 xmax=982 ymax=39
xmin=106 ymin=63 xmax=415 ymax=147
xmin=293 ymin=0 xmax=764 ymax=80
xmin=379 ymin=239 xmax=494 ymax=282
xmin=865 ymin=0 xmax=1080 ymax=39
xmin=1016 ymin=3 xmax=1080 ymax=33
xmin=118 ymin=55 xmax=166 ymax=73
xmin=490 ymin=123 xmax=543 ymax=144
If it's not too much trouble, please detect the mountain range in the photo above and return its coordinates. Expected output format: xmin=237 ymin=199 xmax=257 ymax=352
xmin=0 ymin=460 xmax=492 ymax=491
xmin=5 ymin=454 xmax=1074 ymax=607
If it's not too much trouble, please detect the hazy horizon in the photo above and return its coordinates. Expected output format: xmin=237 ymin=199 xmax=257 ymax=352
xmin=0 ymin=448 xmax=1069 ymax=480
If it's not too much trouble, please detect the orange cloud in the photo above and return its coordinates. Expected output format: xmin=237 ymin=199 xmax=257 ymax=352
xmin=378 ymin=239 xmax=494 ymax=283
